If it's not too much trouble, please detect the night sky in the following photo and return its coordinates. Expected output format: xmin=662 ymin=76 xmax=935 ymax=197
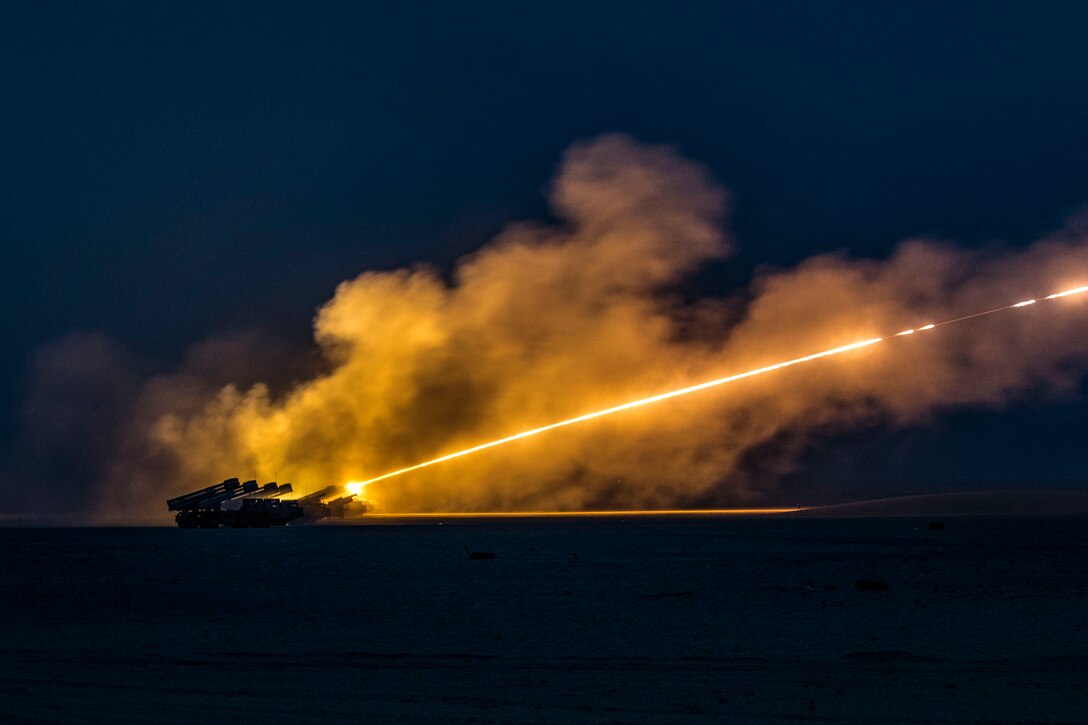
xmin=5 ymin=1 xmax=1088 ymax=507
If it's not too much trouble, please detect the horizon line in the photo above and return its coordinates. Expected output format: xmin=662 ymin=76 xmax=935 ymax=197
xmin=360 ymin=508 xmax=804 ymax=518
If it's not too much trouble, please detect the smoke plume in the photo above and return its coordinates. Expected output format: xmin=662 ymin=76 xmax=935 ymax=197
xmin=16 ymin=135 xmax=1088 ymax=520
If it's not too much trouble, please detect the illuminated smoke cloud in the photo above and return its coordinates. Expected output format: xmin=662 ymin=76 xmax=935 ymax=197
xmin=20 ymin=135 xmax=1088 ymax=519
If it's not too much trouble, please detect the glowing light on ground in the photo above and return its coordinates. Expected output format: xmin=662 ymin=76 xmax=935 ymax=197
xmin=346 ymin=283 xmax=1088 ymax=493
xmin=362 ymin=508 xmax=803 ymax=518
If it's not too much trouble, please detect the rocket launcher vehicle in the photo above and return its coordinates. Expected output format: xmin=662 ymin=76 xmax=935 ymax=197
xmin=293 ymin=486 xmax=363 ymax=523
xmin=167 ymin=480 xmax=361 ymax=528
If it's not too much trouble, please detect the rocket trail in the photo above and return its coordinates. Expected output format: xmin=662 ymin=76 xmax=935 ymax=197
xmin=348 ymin=339 xmax=880 ymax=491
xmin=346 ymin=283 xmax=1088 ymax=493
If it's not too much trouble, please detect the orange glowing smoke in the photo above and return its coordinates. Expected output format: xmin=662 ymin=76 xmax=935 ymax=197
xmin=345 ymin=283 xmax=1088 ymax=496
xmin=84 ymin=135 xmax=1088 ymax=520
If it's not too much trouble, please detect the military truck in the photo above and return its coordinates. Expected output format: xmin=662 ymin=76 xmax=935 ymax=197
xmin=167 ymin=478 xmax=361 ymax=528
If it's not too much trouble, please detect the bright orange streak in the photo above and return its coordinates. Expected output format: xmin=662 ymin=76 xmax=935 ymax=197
xmin=353 ymin=337 xmax=882 ymax=487
xmin=362 ymin=508 xmax=802 ymax=518
xmin=348 ymin=282 xmax=1088 ymax=491
xmin=1046 ymin=285 xmax=1088 ymax=300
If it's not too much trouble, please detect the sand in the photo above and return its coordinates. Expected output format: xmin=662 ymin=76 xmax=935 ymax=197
xmin=1 ymin=514 xmax=1086 ymax=723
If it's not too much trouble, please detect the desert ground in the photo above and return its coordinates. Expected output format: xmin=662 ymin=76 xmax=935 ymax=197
xmin=2 ymin=512 xmax=1087 ymax=723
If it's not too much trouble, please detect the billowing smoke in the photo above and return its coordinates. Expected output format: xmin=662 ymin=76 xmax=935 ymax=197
xmin=14 ymin=135 xmax=1088 ymax=520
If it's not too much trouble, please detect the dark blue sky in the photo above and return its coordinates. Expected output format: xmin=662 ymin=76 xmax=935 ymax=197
xmin=4 ymin=1 xmax=1088 ymax=495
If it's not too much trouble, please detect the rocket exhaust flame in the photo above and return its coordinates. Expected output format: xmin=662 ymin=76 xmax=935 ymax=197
xmin=1046 ymin=285 xmax=1088 ymax=300
xmin=345 ymin=283 xmax=1088 ymax=494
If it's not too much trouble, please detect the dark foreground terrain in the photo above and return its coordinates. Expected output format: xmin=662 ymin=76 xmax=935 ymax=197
xmin=2 ymin=514 xmax=1087 ymax=723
